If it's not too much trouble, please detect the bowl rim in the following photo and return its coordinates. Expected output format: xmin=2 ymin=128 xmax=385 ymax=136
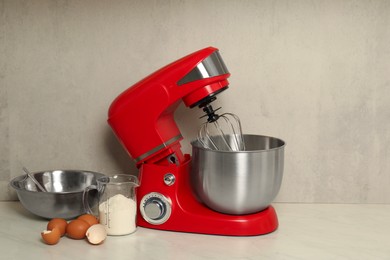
xmin=191 ymin=134 xmax=286 ymax=153
xmin=9 ymin=169 xmax=106 ymax=194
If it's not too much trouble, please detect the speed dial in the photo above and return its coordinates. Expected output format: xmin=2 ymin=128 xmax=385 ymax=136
xmin=140 ymin=192 xmax=171 ymax=225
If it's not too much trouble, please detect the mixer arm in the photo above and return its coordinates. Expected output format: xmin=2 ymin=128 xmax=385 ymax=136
xmin=108 ymin=47 xmax=231 ymax=166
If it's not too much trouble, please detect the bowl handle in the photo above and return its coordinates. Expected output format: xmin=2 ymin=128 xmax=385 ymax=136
xmin=82 ymin=185 xmax=97 ymax=216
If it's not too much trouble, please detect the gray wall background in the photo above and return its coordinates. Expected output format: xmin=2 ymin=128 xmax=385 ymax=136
xmin=1 ymin=0 xmax=389 ymax=203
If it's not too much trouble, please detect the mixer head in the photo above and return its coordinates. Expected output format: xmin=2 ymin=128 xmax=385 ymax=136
xmin=108 ymin=47 xmax=233 ymax=165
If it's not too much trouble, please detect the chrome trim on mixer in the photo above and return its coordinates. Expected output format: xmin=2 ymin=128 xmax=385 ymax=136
xmin=135 ymin=134 xmax=183 ymax=163
xmin=177 ymin=51 xmax=229 ymax=85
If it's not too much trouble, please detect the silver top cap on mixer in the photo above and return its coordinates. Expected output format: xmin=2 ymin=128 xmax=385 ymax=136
xmin=177 ymin=51 xmax=229 ymax=86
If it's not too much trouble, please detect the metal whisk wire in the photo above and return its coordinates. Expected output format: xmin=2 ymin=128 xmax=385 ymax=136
xmin=197 ymin=111 xmax=245 ymax=151
xmin=222 ymin=113 xmax=245 ymax=151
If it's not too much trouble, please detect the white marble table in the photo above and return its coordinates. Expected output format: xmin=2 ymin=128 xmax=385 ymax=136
xmin=1 ymin=202 xmax=389 ymax=259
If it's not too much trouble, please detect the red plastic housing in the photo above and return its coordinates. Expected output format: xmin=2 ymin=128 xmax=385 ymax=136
xmin=108 ymin=47 xmax=229 ymax=166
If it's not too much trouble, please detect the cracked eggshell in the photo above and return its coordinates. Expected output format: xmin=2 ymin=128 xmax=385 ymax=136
xmin=41 ymin=227 xmax=61 ymax=245
xmin=86 ymin=224 xmax=107 ymax=245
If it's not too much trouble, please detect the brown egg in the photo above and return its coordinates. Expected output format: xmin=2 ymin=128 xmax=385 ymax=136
xmin=41 ymin=227 xmax=61 ymax=245
xmin=77 ymin=214 xmax=99 ymax=227
xmin=66 ymin=219 xmax=90 ymax=239
xmin=47 ymin=218 xmax=68 ymax=237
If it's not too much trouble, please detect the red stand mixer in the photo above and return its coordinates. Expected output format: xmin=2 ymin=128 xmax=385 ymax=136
xmin=107 ymin=47 xmax=282 ymax=236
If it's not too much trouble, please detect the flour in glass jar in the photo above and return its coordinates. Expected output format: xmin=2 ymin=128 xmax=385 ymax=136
xmin=98 ymin=194 xmax=137 ymax=235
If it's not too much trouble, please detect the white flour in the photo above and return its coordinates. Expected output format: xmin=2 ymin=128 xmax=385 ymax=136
xmin=99 ymin=194 xmax=137 ymax=235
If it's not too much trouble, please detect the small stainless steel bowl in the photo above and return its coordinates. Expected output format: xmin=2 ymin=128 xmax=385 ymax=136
xmin=10 ymin=170 xmax=105 ymax=219
xmin=191 ymin=134 xmax=285 ymax=215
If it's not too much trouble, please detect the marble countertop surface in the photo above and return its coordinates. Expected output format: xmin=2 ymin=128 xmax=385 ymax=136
xmin=1 ymin=201 xmax=389 ymax=259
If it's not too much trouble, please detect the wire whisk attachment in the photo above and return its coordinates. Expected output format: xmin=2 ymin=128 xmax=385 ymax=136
xmin=197 ymin=104 xmax=245 ymax=151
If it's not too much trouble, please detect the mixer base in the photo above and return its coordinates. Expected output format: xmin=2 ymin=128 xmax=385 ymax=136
xmin=139 ymin=205 xmax=278 ymax=236
xmin=137 ymin=156 xmax=278 ymax=236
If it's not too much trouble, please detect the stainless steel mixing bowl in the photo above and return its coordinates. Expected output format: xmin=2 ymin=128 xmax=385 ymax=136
xmin=191 ymin=134 xmax=285 ymax=215
xmin=10 ymin=170 xmax=105 ymax=219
